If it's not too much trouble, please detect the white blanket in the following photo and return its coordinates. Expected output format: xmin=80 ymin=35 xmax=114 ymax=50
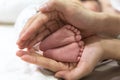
xmin=110 ymin=0 xmax=120 ymax=11
xmin=0 ymin=26 xmax=57 ymax=80
xmin=0 ymin=0 xmax=48 ymax=23
xmin=0 ymin=1 xmax=58 ymax=80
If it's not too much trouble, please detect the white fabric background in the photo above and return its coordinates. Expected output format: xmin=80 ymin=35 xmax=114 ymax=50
xmin=0 ymin=0 xmax=48 ymax=23
xmin=110 ymin=0 xmax=120 ymax=11
xmin=0 ymin=26 xmax=57 ymax=80
xmin=0 ymin=0 xmax=58 ymax=80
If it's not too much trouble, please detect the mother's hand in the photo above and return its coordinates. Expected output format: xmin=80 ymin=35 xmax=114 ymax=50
xmin=17 ymin=0 xmax=98 ymax=49
xmin=16 ymin=35 xmax=106 ymax=80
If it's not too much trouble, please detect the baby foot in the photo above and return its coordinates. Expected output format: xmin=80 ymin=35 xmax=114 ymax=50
xmin=40 ymin=25 xmax=84 ymax=62
xmin=43 ymin=42 xmax=84 ymax=62
xmin=40 ymin=25 xmax=82 ymax=51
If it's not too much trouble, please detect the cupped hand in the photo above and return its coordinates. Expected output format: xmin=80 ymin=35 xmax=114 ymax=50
xmin=17 ymin=0 xmax=98 ymax=49
xmin=16 ymin=35 xmax=107 ymax=80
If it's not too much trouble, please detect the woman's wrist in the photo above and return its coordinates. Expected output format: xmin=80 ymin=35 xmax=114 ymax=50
xmin=95 ymin=13 xmax=120 ymax=36
xmin=90 ymin=12 xmax=108 ymax=34
xmin=77 ymin=5 xmax=120 ymax=36
xmin=84 ymin=11 xmax=107 ymax=33
xmin=100 ymin=39 xmax=120 ymax=60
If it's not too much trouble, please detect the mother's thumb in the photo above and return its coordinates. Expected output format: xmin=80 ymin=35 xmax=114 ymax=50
xmin=40 ymin=0 xmax=67 ymax=12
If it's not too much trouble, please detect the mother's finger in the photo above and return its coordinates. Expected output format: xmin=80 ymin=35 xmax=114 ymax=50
xmin=19 ymin=13 xmax=39 ymax=38
xmin=20 ymin=11 xmax=58 ymax=41
xmin=17 ymin=11 xmax=58 ymax=49
xmin=28 ymin=20 xmax=62 ymax=48
xmin=17 ymin=15 xmax=38 ymax=49
xmin=23 ymin=25 xmax=46 ymax=48
xmin=28 ymin=29 xmax=50 ymax=48
xmin=40 ymin=0 xmax=79 ymax=13
xmin=16 ymin=50 xmax=70 ymax=72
